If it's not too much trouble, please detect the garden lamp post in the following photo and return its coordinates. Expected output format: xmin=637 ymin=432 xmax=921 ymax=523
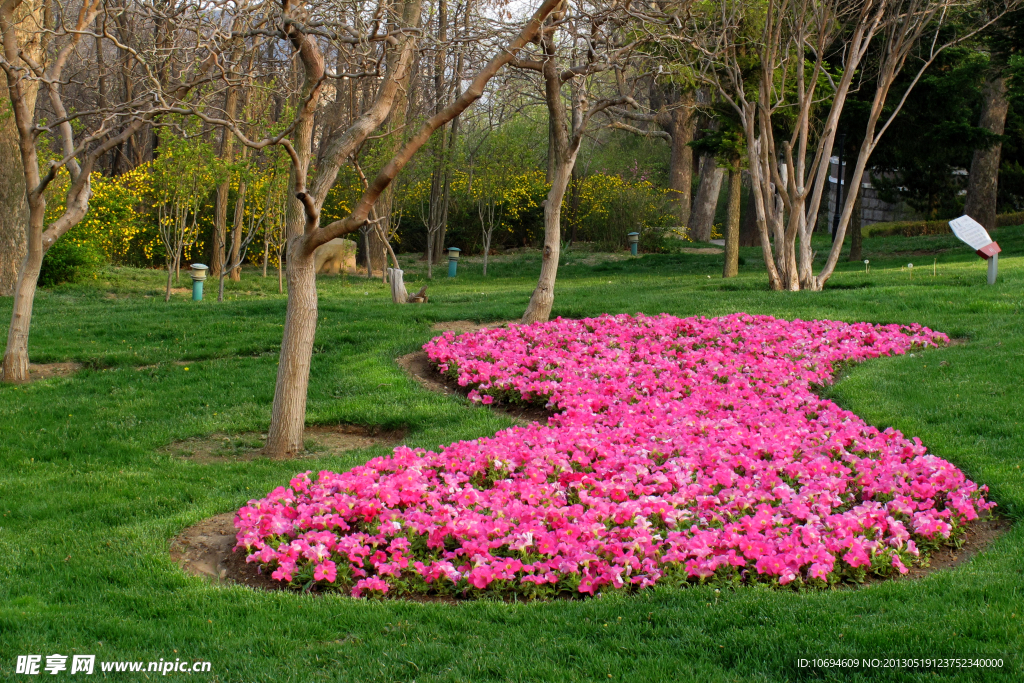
xmin=447 ymin=247 xmax=461 ymax=278
xmin=190 ymin=264 xmax=208 ymax=301
xmin=627 ymin=232 xmax=640 ymax=256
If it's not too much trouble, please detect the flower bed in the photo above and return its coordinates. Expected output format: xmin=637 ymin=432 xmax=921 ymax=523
xmin=235 ymin=313 xmax=993 ymax=598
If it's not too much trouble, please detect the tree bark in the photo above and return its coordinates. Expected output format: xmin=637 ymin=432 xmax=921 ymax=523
xmin=688 ymin=156 xmax=724 ymax=242
xmin=668 ymin=93 xmax=695 ymax=225
xmin=0 ymin=234 xmax=40 ymax=381
xmin=739 ymin=171 xmax=758 ymax=247
xmin=723 ymin=164 xmax=741 ymax=277
xmin=0 ymin=107 xmax=27 ymax=297
xmin=264 ymin=249 xmax=317 ymax=456
xmin=964 ymin=76 xmax=1008 ymax=232
xmin=847 ymin=177 xmax=863 ymax=262
xmin=0 ymin=0 xmax=43 ymax=297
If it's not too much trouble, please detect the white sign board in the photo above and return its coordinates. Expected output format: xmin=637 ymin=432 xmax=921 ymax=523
xmin=949 ymin=215 xmax=993 ymax=251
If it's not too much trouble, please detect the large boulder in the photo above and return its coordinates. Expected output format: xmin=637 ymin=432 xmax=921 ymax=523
xmin=314 ymin=238 xmax=357 ymax=275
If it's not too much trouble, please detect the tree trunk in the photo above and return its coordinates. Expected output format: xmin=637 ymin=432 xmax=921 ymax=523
xmin=0 ymin=1 xmax=43 ymax=297
xmin=0 ymin=240 xmax=40 ymax=382
xmin=739 ymin=171 xmax=758 ymax=247
xmin=723 ymin=165 xmax=741 ymax=277
xmin=229 ymin=178 xmax=246 ymax=281
xmin=847 ymin=180 xmax=863 ymax=262
xmin=211 ymin=87 xmax=240 ymax=278
xmin=265 ymin=245 xmax=317 ymax=456
xmin=668 ymin=93 xmax=695 ymax=225
xmin=0 ymin=115 xmax=27 ymax=297
xmin=522 ymin=163 xmax=573 ymax=323
xmin=689 ymin=156 xmax=724 ymax=242
xmin=964 ymin=76 xmax=1008 ymax=232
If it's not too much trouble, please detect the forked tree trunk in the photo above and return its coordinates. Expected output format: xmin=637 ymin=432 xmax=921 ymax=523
xmin=723 ymin=165 xmax=741 ymax=277
xmin=964 ymin=76 xmax=1008 ymax=232
xmin=265 ymin=247 xmax=317 ymax=456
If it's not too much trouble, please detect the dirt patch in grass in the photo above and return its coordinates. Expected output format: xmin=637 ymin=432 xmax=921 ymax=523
xmin=397 ymin=350 xmax=551 ymax=426
xmin=574 ymin=253 xmax=632 ymax=266
xmin=170 ymin=513 xmax=284 ymax=591
xmin=164 ymin=424 xmax=406 ymax=463
xmin=679 ymin=247 xmax=723 ymax=254
xmin=28 ymin=362 xmax=82 ymax=381
xmin=429 ymin=319 xmax=516 ymax=334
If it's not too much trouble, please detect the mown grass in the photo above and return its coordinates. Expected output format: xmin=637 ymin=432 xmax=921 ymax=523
xmin=1 ymin=227 xmax=1022 ymax=682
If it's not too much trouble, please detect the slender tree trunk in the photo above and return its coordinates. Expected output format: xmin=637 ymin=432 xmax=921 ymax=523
xmin=847 ymin=180 xmax=863 ymax=261
xmin=211 ymin=88 xmax=240 ymax=278
xmin=262 ymin=237 xmax=269 ymax=277
xmin=689 ymin=156 xmax=724 ymax=242
xmin=523 ymin=37 xmax=577 ymax=324
xmin=964 ymin=76 xmax=1008 ymax=232
xmin=229 ymin=179 xmax=246 ymax=281
xmin=265 ymin=247 xmax=317 ymax=456
xmin=522 ymin=159 xmax=574 ymax=323
xmin=723 ymin=164 xmax=741 ymax=277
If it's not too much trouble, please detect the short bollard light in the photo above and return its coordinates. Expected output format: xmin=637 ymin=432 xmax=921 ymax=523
xmin=447 ymin=247 xmax=461 ymax=278
xmin=627 ymin=232 xmax=640 ymax=256
xmin=190 ymin=263 xmax=208 ymax=301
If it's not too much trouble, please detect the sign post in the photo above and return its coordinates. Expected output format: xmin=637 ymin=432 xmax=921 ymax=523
xmin=948 ymin=215 xmax=1001 ymax=285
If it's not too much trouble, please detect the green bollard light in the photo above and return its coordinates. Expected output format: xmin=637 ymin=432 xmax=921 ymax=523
xmin=627 ymin=232 xmax=640 ymax=256
xmin=190 ymin=264 xmax=208 ymax=301
xmin=447 ymin=247 xmax=461 ymax=277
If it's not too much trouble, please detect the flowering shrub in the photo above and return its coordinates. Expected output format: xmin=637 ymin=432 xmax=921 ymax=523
xmin=236 ymin=314 xmax=993 ymax=598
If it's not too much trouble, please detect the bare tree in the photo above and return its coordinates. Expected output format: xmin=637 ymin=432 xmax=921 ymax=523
xmin=696 ymin=0 xmax=1019 ymax=291
xmin=0 ymin=0 xmax=223 ymax=382
xmin=512 ymin=0 xmax=672 ymax=323
xmin=177 ymin=0 xmax=563 ymax=455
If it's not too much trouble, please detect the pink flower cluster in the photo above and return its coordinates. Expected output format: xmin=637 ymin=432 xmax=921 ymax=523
xmin=235 ymin=313 xmax=993 ymax=597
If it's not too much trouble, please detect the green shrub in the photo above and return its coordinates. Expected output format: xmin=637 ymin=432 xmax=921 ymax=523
xmin=864 ymin=211 xmax=1024 ymax=238
xmin=39 ymin=237 xmax=105 ymax=286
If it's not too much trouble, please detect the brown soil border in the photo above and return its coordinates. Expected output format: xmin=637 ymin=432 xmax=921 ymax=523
xmin=163 ymin=424 xmax=406 ymax=463
xmin=3 ymin=362 xmax=84 ymax=384
xmin=397 ymin=350 xmax=551 ymax=426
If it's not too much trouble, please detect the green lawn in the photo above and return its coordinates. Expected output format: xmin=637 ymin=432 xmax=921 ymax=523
xmin=1 ymin=228 xmax=1022 ymax=682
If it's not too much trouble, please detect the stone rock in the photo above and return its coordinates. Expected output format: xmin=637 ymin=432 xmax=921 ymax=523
xmin=314 ymin=238 xmax=357 ymax=275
